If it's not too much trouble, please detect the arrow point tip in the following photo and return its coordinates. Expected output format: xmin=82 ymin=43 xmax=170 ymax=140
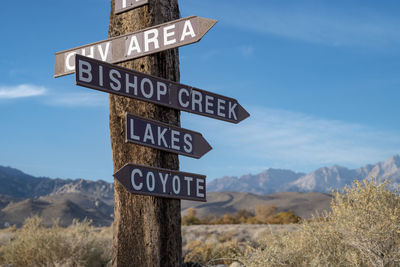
xmin=237 ymin=105 xmax=250 ymax=123
xmin=206 ymin=143 xmax=213 ymax=153
xmin=198 ymin=136 xmax=213 ymax=158
xmin=113 ymin=164 xmax=128 ymax=180
xmin=197 ymin=17 xmax=218 ymax=37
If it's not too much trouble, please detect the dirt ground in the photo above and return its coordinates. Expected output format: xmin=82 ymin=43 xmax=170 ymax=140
xmin=182 ymin=224 xmax=299 ymax=246
xmin=0 ymin=224 xmax=298 ymax=247
xmin=0 ymin=224 xmax=298 ymax=266
xmin=0 ymin=230 xmax=13 ymax=247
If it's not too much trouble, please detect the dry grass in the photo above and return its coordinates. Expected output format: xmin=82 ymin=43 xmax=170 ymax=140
xmin=1 ymin=177 xmax=398 ymax=266
xmin=182 ymin=206 xmax=300 ymax=226
xmin=0 ymin=217 xmax=112 ymax=267
xmin=182 ymin=224 xmax=298 ymax=266
xmin=184 ymin=239 xmax=238 ymax=266
xmin=236 ymin=178 xmax=400 ymax=267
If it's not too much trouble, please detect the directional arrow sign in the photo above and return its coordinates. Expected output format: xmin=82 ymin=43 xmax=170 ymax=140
xmin=114 ymin=163 xmax=206 ymax=202
xmin=75 ymin=55 xmax=250 ymax=123
xmin=55 ymin=16 xmax=217 ymax=77
xmin=126 ymin=113 xmax=212 ymax=158
xmin=115 ymin=0 xmax=148 ymax=14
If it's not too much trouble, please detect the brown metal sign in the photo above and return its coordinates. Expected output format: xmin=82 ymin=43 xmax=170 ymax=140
xmin=115 ymin=0 xmax=148 ymax=14
xmin=126 ymin=113 xmax=212 ymax=158
xmin=54 ymin=16 xmax=217 ymax=78
xmin=114 ymin=163 xmax=207 ymax=202
xmin=75 ymin=55 xmax=250 ymax=123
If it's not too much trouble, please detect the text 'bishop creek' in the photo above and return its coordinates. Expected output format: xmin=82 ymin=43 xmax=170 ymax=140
xmin=77 ymin=58 xmax=239 ymax=121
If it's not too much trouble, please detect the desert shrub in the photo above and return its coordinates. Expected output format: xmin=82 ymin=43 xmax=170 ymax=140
xmin=0 ymin=216 xmax=111 ymax=267
xmin=215 ymin=206 xmax=300 ymax=225
xmin=236 ymin=209 xmax=254 ymax=219
xmin=182 ymin=208 xmax=202 ymax=225
xmin=245 ymin=216 xmax=260 ymax=224
xmin=0 ymin=227 xmax=15 ymax=248
xmin=236 ymin=178 xmax=400 ymax=266
xmin=266 ymin=210 xmax=301 ymax=224
xmin=221 ymin=214 xmax=240 ymax=224
xmin=255 ymin=205 xmax=277 ymax=223
xmin=184 ymin=206 xmax=301 ymax=225
xmin=330 ymin=179 xmax=400 ymax=266
xmin=208 ymin=212 xmax=252 ymax=224
xmin=184 ymin=239 xmax=238 ymax=266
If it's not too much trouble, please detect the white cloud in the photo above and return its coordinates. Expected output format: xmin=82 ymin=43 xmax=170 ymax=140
xmin=47 ymin=92 xmax=108 ymax=107
xmin=0 ymin=84 xmax=46 ymax=99
xmin=235 ymin=107 xmax=399 ymax=164
xmin=181 ymin=106 xmax=400 ymax=177
xmin=0 ymin=84 xmax=108 ymax=108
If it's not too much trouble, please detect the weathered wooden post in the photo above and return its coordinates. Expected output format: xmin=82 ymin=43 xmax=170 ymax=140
xmin=108 ymin=0 xmax=182 ymax=266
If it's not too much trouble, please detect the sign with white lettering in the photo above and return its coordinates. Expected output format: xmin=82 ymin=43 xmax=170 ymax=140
xmin=75 ymin=55 xmax=250 ymax=123
xmin=55 ymin=16 xmax=217 ymax=77
xmin=126 ymin=113 xmax=212 ymax=158
xmin=115 ymin=0 xmax=148 ymax=14
xmin=114 ymin=163 xmax=206 ymax=202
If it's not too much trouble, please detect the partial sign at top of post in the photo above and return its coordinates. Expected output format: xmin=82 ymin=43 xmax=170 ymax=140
xmin=54 ymin=16 xmax=217 ymax=78
xmin=115 ymin=0 xmax=148 ymax=14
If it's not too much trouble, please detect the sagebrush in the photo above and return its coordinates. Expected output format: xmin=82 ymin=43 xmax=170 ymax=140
xmin=2 ymin=177 xmax=398 ymax=266
xmin=182 ymin=205 xmax=300 ymax=225
xmin=236 ymin=178 xmax=400 ymax=267
xmin=0 ymin=217 xmax=111 ymax=267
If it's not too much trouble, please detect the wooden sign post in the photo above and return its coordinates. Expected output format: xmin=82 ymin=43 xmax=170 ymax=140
xmin=54 ymin=0 xmax=249 ymax=265
xmin=108 ymin=0 xmax=183 ymax=265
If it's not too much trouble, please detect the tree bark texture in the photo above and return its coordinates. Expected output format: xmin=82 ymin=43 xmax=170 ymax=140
xmin=108 ymin=0 xmax=182 ymax=266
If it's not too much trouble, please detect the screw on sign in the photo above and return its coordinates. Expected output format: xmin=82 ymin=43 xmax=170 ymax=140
xmin=115 ymin=0 xmax=148 ymax=14
xmin=54 ymin=16 xmax=217 ymax=77
xmin=114 ymin=163 xmax=206 ymax=202
xmin=75 ymin=55 xmax=250 ymax=124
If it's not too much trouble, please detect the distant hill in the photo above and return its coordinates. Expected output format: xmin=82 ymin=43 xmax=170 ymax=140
xmin=1 ymin=155 xmax=400 ymax=227
xmin=286 ymin=155 xmax=400 ymax=192
xmin=208 ymin=155 xmax=400 ymax=194
xmin=0 ymin=166 xmax=113 ymax=202
xmin=0 ymin=166 xmax=113 ymax=228
xmin=182 ymin=191 xmax=332 ymax=219
xmin=0 ymin=166 xmax=72 ymax=198
xmin=207 ymin=169 xmax=305 ymax=195
xmin=0 ymin=197 xmax=111 ymax=228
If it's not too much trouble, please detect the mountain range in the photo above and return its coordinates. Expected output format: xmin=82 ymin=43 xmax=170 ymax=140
xmin=0 ymin=166 xmax=114 ymax=227
xmin=208 ymin=155 xmax=400 ymax=194
xmin=0 ymin=155 xmax=399 ymax=227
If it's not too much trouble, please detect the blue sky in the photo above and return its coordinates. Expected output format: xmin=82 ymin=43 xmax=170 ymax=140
xmin=1 ymin=0 xmax=400 ymax=182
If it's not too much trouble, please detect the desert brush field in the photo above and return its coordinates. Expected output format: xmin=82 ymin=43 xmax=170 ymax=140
xmin=1 ymin=178 xmax=399 ymax=266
